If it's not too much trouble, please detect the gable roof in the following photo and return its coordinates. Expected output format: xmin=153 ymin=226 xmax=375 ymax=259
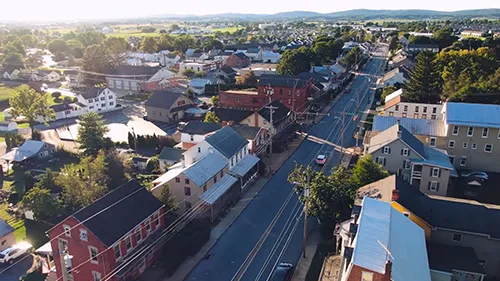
xmin=246 ymin=48 xmax=261 ymax=54
xmin=384 ymin=88 xmax=403 ymax=104
xmin=445 ymin=102 xmax=500 ymax=129
xmin=220 ymin=66 xmax=236 ymax=75
xmin=258 ymin=100 xmax=291 ymax=125
xmin=367 ymin=123 xmax=425 ymax=158
xmin=180 ymin=121 xmax=221 ymax=135
xmin=426 ymin=242 xmax=485 ymax=275
xmin=106 ymin=65 xmax=160 ymax=76
xmin=205 ymin=126 xmax=248 ymax=159
xmin=145 ymin=91 xmax=186 ymax=110
xmin=183 ymin=153 xmax=227 ymax=187
xmin=373 ymin=116 xmax=446 ymax=137
xmin=72 ymin=179 xmax=163 ymax=246
xmin=0 ymin=218 xmax=14 ymax=238
xmin=234 ymin=52 xmax=249 ymax=60
xmin=81 ymin=87 xmax=106 ymax=99
xmin=352 ymin=197 xmax=431 ymax=281
xmin=258 ymin=74 xmax=308 ymax=88
xmin=158 ymin=147 xmax=185 ymax=162
xmin=230 ymin=124 xmax=261 ymax=140
xmin=213 ymin=108 xmax=253 ymax=123
xmin=0 ymin=140 xmax=50 ymax=162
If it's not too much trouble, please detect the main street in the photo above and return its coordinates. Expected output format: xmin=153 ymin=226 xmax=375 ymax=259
xmin=185 ymin=44 xmax=388 ymax=281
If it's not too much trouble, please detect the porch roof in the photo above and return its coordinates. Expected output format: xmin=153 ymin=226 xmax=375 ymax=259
xmin=229 ymin=155 xmax=260 ymax=177
xmin=200 ymin=174 xmax=238 ymax=205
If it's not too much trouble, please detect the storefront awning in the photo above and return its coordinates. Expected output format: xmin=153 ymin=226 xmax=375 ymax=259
xmin=229 ymin=155 xmax=260 ymax=177
xmin=200 ymin=174 xmax=238 ymax=205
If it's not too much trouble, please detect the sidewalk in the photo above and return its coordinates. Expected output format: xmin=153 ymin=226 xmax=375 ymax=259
xmin=291 ymin=231 xmax=321 ymax=281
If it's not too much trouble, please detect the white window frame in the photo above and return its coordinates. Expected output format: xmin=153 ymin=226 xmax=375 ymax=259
xmin=452 ymin=126 xmax=459 ymax=135
xmin=452 ymin=233 xmax=462 ymax=243
xmin=467 ymin=127 xmax=474 ymax=137
xmin=448 ymin=140 xmax=455 ymax=148
xmin=376 ymin=157 xmax=385 ymax=165
xmin=482 ymin=127 xmax=489 ymax=138
xmin=462 ymin=142 xmax=468 ymax=149
xmin=432 ymin=167 xmax=440 ymax=178
xmin=484 ymin=144 xmax=493 ymax=153
xmin=79 ymin=229 xmax=88 ymax=241
xmin=125 ymin=236 xmax=132 ymax=252
xmin=92 ymin=271 xmax=102 ymax=281
xmin=88 ymin=246 xmax=99 ymax=264
xmin=430 ymin=181 xmax=438 ymax=192
xmin=361 ymin=271 xmax=374 ymax=281
xmin=63 ymin=224 xmax=71 ymax=237
xmin=136 ymin=227 xmax=142 ymax=242
xmin=429 ymin=137 xmax=436 ymax=147
xmin=403 ymin=160 xmax=411 ymax=170
xmin=113 ymin=244 xmax=121 ymax=260
xmin=471 ymin=143 xmax=477 ymax=150
xmin=460 ymin=157 xmax=467 ymax=167
xmin=383 ymin=147 xmax=390 ymax=154
xmin=402 ymin=148 xmax=409 ymax=156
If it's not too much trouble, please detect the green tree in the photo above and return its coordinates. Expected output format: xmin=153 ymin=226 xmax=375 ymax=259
xmin=35 ymin=168 xmax=61 ymax=193
xmin=204 ymin=111 xmax=220 ymax=123
xmin=105 ymin=37 xmax=129 ymax=54
xmin=140 ymin=37 xmax=159 ymax=53
xmin=389 ymin=36 xmax=399 ymax=51
xmin=82 ymin=44 xmax=114 ymax=86
xmin=403 ymin=51 xmax=441 ymax=103
xmin=236 ymin=70 xmax=258 ymax=86
xmin=381 ymin=86 xmax=397 ymax=102
xmin=21 ymin=187 xmax=61 ymax=221
xmin=77 ymin=112 xmax=110 ymax=155
xmin=432 ymin=27 xmax=458 ymax=49
xmin=57 ymin=151 xmax=109 ymax=209
xmin=48 ymin=39 xmax=69 ymax=54
xmin=342 ymin=46 xmax=362 ymax=70
xmin=351 ymin=155 xmax=389 ymax=187
xmin=156 ymin=185 xmax=178 ymax=212
xmin=195 ymin=71 xmax=206 ymax=78
xmin=9 ymin=85 xmax=55 ymax=130
xmin=104 ymin=150 xmax=131 ymax=189
xmin=146 ymin=157 xmax=161 ymax=174
xmin=76 ymin=31 xmax=106 ymax=48
xmin=211 ymin=95 xmax=220 ymax=107
xmin=276 ymin=48 xmax=312 ymax=75
xmin=67 ymin=39 xmax=84 ymax=58
xmin=182 ymin=69 xmax=195 ymax=77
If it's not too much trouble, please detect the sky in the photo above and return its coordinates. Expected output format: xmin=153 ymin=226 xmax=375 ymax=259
xmin=1 ymin=0 xmax=498 ymax=22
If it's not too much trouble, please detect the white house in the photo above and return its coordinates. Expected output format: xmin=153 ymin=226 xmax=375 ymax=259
xmin=45 ymin=71 xmax=61 ymax=82
xmin=2 ymin=68 xmax=20 ymax=80
xmin=245 ymin=48 xmax=263 ymax=62
xmin=377 ymin=67 xmax=409 ymax=89
xmin=180 ymin=62 xmax=206 ymax=73
xmin=160 ymin=53 xmax=181 ymax=66
xmin=262 ymin=51 xmax=281 ymax=63
xmin=178 ymin=122 xmax=222 ymax=149
xmin=80 ymin=87 xmax=117 ymax=113
xmin=382 ymin=89 xmax=444 ymax=120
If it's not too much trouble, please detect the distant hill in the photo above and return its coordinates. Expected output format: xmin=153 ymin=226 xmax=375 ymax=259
xmin=151 ymin=9 xmax=500 ymax=20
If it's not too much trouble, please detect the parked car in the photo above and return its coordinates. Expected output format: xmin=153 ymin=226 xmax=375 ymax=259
xmin=316 ymin=154 xmax=327 ymax=165
xmin=0 ymin=242 xmax=33 ymax=264
xmin=270 ymin=263 xmax=294 ymax=281
xmin=461 ymin=171 xmax=489 ymax=182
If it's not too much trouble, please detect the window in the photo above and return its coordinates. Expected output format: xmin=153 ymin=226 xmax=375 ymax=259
xmin=422 ymin=114 xmax=427 ymax=119
xmin=423 ymin=107 xmax=427 ymax=113
xmin=203 ymin=185 xmax=207 ymax=192
xmin=153 ymin=213 xmax=159 ymax=228
xmin=462 ymin=142 xmax=468 ymax=149
xmin=185 ymin=179 xmax=190 ymax=185
xmin=197 ymin=147 xmax=201 ymax=153
xmin=429 ymin=181 xmax=439 ymax=192
xmin=94 ymin=98 xmax=99 ymax=102
xmin=185 ymin=202 xmax=192 ymax=210
xmin=101 ymin=103 xmax=106 ymax=107
xmin=403 ymin=212 xmax=410 ymax=217
xmin=109 ymin=101 xmax=114 ymax=106
xmin=235 ymin=97 xmax=240 ymax=102
xmin=415 ymin=106 xmax=419 ymax=113
xmin=460 ymin=156 xmax=467 ymax=166
xmin=93 ymin=271 xmax=102 ymax=281
xmin=100 ymin=97 xmax=105 ymax=101
xmin=472 ymin=143 xmax=477 ymax=150
xmin=401 ymin=148 xmax=409 ymax=156
xmin=403 ymin=105 xmax=408 ymax=111
xmin=403 ymin=160 xmax=411 ymax=170
xmin=413 ymin=113 xmax=419 ymax=118
xmin=159 ymin=112 xmax=162 ymax=116
xmin=402 ymin=112 xmax=407 ymax=118
xmin=113 ymin=244 xmax=121 ymax=259
xmin=190 ymin=135 xmax=194 ymax=141
xmin=485 ymin=144 xmax=493 ymax=153
xmin=432 ymin=167 xmax=440 ymax=178
xmin=452 ymin=126 xmax=459 ymax=135
xmin=431 ymin=114 xmax=436 ymax=120
xmin=375 ymin=157 xmax=386 ymax=166
xmin=467 ymin=127 xmax=474 ymax=137
xmin=145 ymin=221 xmax=151 ymax=233
xmin=429 ymin=137 xmax=436 ymax=147
xmin=389 ymin=112 xmax=394 ymax=117
xmin=452 ymin=233 xmax=462 ymax=242
xmin=63 ymin=225 xmax=71 ymax=237
xmin=108 ymin=95 xmax=113 ymax=99
xmin=125 ymin=236 xmax=132 ymax=250
xmin=482 ymin=128 xmax=489 ymax=138
xmin=448 ymin=140 xmax=455 ymax=148
xmin=135 ymin=228 xmax=142 ymax=242
xmin=184 ymin=187 xmax=191 ymax=196
xmin=395 ymin=105 xmax=399 ymax=111
xmin=383 ymin=147 xmax=391 ymax=154
xmin=432 ymin=107 xmax=437 ymax=113
xmin=175 ymin=177 xmax=180 ymax=183
xmin=214 ymin=175 xmax=217 ymax=184
xmin=361 ymin=271 xmax=373 ymax=281
xmin=89 ymin=246 xmax=98 ymax=264
xmin=79 ymin=229 xmax=88 ymax=241
xmin=89 ymin=106 xmax=94 ymax=109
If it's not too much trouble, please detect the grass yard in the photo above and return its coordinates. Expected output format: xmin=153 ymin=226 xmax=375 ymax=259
xmin=106 ymin=32 xmax=161 ymax=39
xmin=0 ymin=84 xmax=17 ymax=102
xmin=211 ymin=27 xmax=242 ymax=33
xmin=0 ymin=179 xmax=26 ymax=242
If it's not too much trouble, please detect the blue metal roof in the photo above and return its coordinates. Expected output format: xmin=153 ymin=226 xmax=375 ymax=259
xmin=229 ymin=155 xmax=260 ymax=177
xmin=411 ymin=147 xmax=454 ymax=170
xmin=373 ymin=116 xmax=446 ymax=137
xmin=445 ymin=102 xmax=500 ymax=129
xmin=199 ymin=174 xmax=238 ymax=205
xmin=206 ymin=126 xmax=249 ymax=159
xmin=183 ymin=153 xmax=227 ymax=187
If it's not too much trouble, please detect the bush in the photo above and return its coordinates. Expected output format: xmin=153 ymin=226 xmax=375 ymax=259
xmin=51 ymin=92 xmax=62 ymax=99
xmin=63 ymin=96 xmax=73 ymax=104
xmin=5 ymin=132 xmax=25 ymax=149
xmin=182 ymin=69 xmax=195 ymax=77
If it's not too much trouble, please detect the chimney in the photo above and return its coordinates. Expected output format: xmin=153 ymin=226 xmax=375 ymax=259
xmin=391 ymin=189 xmax=399 ymax=201
xmin=383 ymin=260 xmax=393 ymax=281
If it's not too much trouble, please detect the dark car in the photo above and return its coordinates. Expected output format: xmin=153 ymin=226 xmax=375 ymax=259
xmin=270 ymin=263 xmax=294 ymax=281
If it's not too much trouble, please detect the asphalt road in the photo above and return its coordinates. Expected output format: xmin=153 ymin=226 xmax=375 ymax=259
xmin=0 ymin=254 xmax=34 ymax=281
xmin=185 ymin=45 xmax=388 ymax=281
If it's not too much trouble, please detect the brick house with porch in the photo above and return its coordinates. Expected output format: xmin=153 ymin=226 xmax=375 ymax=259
xmin=47 ymin=179 xmax=165 ymax=281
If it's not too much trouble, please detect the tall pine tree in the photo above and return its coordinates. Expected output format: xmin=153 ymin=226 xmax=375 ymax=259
xmin=403 ymin=51 xmax=442 ymax=103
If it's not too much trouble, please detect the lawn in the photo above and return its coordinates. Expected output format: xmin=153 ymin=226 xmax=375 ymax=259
xmin=106 ymin=32 xmax=161 ymax=39
xmin=211 ymin=27 xmax=242 ymax=33
xmin=0 ymin=84 xmax=17 ymax=102
xmin=0 ymin=179 xmax=26 ymax=242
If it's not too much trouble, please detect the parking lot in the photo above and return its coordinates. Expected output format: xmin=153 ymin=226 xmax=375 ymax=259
xmin=450 ymin=172 xmax=500 ymax=204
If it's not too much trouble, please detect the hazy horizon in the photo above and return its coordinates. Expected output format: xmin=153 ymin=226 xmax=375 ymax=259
xmin=0 ymin=0 xmax=499 ymax=22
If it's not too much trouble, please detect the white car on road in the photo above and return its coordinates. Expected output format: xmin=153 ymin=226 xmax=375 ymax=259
xmin=0 ymin=242 xmax=33 ymax=264
xmin=316 ymin=155 xmax=327 ymax=165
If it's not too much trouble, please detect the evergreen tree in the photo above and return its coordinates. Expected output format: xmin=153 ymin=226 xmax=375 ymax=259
xmin=403 ymin=51 xmax=441 ymax=103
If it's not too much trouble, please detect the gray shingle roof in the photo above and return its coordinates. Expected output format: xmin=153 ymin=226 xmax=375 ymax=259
xmin=258 ymin=74 xmax=308 ymax=88
xmin=230 ymin=125 xmax=261 ymax=140
xmin=234 ymin=52 xmax=249 ymax=60
xmin=426 ymin=242 xmax=485 ymax=275
xmin=183 ymin=153 xmax=227 ymax=187
xmin=206 ymin=126 xmax=248 ymax=159
xmin=368 ymin=124 xmax=426 ymax=158
xmin=106 ymin=65 xmax=160 ymax=76
xmin=179 ymin=122 xmax=221 ymax=135
xmin=258 ymin=100 xmax=291 ymax=125
xmin=81 ymin=87 xmax=105 ymax=99
xmin=145 ymin=91 xmax=185 ymax=110
xmin=445 ymin=102 xmax=500 ymax=129
xmin=213 ymin=108 xmax=253 ymax=123
xmin=72 ymin=179 xmax=164 ymax=246
xmin=0 ymin=218 xmax=14 ymax=238
xmin=373 ymin=116 xmax=446 ymax=137
xmin=158 ymin=147 xmax=185 ymax=162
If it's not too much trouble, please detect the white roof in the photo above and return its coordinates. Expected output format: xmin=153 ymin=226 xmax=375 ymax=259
xmin=151 ymin=162 xmax=190 ymax=190
xmin=0 ymin=140 xmax=46 ymax=162
xmin=352 ymin=197 xmax=431 ymax=281
xmin=384 ymin=88 xmax=403 ymax=103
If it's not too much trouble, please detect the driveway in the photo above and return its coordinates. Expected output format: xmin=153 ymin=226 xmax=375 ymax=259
xmin=0 ymin=254 xmax=33 ymax=281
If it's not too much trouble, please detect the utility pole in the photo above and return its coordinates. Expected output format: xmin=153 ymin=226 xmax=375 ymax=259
xmin=292 ymin=79 xmax=298 ymax=122
xmin=303 ymin=173 xmax=310 ymax=259
xmin=265 ymin=84 xmax=277 ymax=175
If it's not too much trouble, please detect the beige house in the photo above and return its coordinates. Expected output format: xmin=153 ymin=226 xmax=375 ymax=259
xmin=365 ymin=123 xmax=455 ymax=197
xmin=145 ymin=90 xmax=193 ymax=123
xmin=443 ymin=102 xmax=500 ymax=173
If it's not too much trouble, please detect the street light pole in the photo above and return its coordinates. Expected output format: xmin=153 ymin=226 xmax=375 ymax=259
xmin=303 ymin=174 xmax=310 ymax=259
xmin=265 ymin=84 xmax=277 ymax=175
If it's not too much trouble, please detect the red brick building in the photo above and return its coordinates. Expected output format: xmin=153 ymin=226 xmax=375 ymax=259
xmin=225 ymin=53 xmax=250 ymax=68
xmin=219 ymin=74 xmax=315 ymax=113
xmin=47 ymin=180 xmax=166 ymax=281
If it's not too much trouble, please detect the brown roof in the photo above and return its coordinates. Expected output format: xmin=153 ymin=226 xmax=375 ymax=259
xmin=384 ymin=94 xmax=401 ymax=110
xmin=356 ymin=175 xmax=397 ymax=205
